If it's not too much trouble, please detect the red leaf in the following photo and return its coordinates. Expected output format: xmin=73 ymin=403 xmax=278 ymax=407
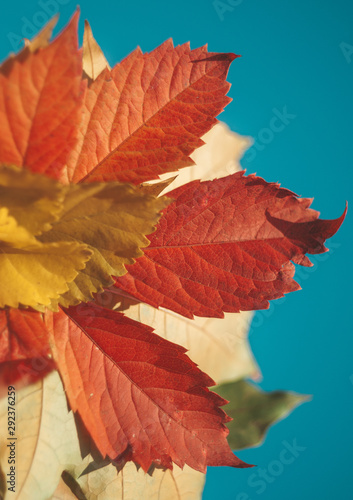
xmin=60 ymin=41 xmax=237 ymax=184
xmin=0 ymin=309 xmax=53 ymax=395
xmin=0 ymin=12 xmax=84 ymax=180
xmin=0 ymin=16 xmax=345 ymax=479
xmin=0 ymin=358 xmax=55 ymax=398
xmin=0 ymin=309 xmax=50 ymax=362
xmin=46 ymin=303 xmax=250 ymax=472
xmin=115 ymin=171 xmax=346 ymax=318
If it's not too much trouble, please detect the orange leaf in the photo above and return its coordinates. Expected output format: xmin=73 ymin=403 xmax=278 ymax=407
xmin=0 ymin=309 xmax=50 ymax=363
xmin=60 ymin=41 xmax=238 ymax=184
xmin=0 ymin=309 xmax=53 ymax=396
xmin=0 ymin=11 xmax=84 ymax=180
xmin=46 ymin=304 xmax=251 ymax=473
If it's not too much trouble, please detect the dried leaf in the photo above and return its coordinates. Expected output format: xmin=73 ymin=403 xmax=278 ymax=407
xmin=83 ymin=20 xmax=110 ymax=82
xmin=0 ymin=371 xmax=82 ymax=500
xmin=64 ymin=460 xmax=205 ymax=500
xmin=189 ymin=122 xmax=252 ymax=181
xmin=51 ymin=478 xmax=78 ymax=500
xmin=116 ymin=295 xmax=259 ymax=385
xmin=158 ymin=122 xmax=252 ymax=192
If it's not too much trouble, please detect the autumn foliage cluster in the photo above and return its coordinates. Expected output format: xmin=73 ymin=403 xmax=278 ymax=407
xmin=0 ymin=10 xmax=345 ymax=498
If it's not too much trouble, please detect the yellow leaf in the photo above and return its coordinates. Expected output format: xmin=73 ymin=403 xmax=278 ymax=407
xmin=0 ymin=207 xmax=92 ymax=309
xmin=38 ymin=182 xmax=168 ymax=307
xmin=83 ymin=20 xmax=110 ymax=82
xmin=0 ymin=166 xmax=166 ymax=310
xmin=0 ymin=165 xmax=65 ymax=235
xmin=0 ymin=371 xmax=83 ymax=500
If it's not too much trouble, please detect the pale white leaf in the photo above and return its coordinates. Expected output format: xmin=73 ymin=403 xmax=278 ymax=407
xmin=0 ymin=371 xmax=81 ymax=500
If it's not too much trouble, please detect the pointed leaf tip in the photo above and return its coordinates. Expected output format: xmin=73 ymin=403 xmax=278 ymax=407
xmin=214 ymin=380 xmax=310 ymax=451
xmin=61 ymin=41 xmax=236 ymax=183
xmin=115 ymin=171 xmax=344 ymax=318
xmin=83 ymin=19 xmax=110 ymax=81
xmin=47 ymin=305 xmax=251 ymax=472
xmin=0 ymin=11 xmax=84 ymax=179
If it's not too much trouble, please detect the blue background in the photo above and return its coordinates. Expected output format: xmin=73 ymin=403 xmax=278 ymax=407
xmin=1 ymin=1 xmax=352 ymax=498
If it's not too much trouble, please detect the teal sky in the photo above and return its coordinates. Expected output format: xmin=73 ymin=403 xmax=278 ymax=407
xmin=0 ymin=1 xmax=352 ymax=499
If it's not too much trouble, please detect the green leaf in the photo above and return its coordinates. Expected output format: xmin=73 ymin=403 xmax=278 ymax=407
xmin=214 ymin=379 xmax=310 ymax=450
